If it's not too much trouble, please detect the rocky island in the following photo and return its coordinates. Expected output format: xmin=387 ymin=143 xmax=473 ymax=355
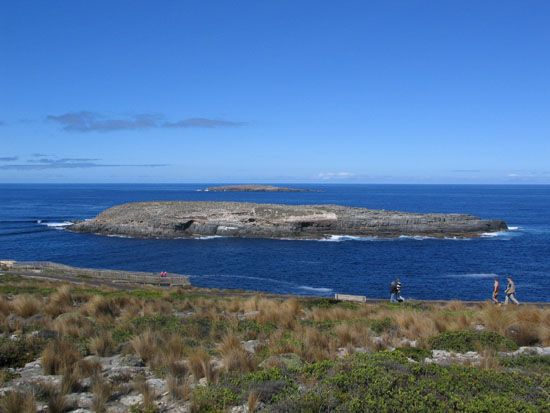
xmin=68 ymin=201 xmax=507 ymax=239
xmin=204 ymin=184 xmax=312 ymax=192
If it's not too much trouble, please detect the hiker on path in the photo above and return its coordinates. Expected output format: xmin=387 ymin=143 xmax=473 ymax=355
xmin=504 ymin=276 xmax=520 ymax=305
xmin=492 ymin=276 xmax=500 ymax=304
xmin=390 ymin=279 xmax=404 ymax=303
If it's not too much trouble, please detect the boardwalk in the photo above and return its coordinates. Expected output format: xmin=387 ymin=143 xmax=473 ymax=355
xmin=3 ymin=261 xmax=189 ymax=288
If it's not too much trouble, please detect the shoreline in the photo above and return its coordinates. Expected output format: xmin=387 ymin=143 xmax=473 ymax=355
xmin=2 ymin=260 xmax=548 ymax=306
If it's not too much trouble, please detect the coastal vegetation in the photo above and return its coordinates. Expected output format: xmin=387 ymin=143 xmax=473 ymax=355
xmin=0 ymin=273 xmax=548 ymax=412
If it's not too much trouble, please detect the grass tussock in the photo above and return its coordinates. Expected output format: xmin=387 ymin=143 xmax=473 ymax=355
xmin=167 ymin=373 xmax=191 ymax=401
xmin=218 ymin=333 xmax=256 ymax=373
xmin=46 ymin=285 xmax=73 ymax=316
xmin=46 ymin=389 xmax=71 ymax=413
xmin=83 ymin=295 xmax=119 ymax=318
xmin=41 ymin=339 xmax=82 ymax=375
xmin=189 ymin=348 xmax=217 ymax=383
xmin=89 ymin=331 xmax=115 ymax=356
xmin=134 ymin=375 xmax=156 ymax=411
xmin=12 ymin=294 xmax=42 ymax=318
xmin=92 ymin=378 xmax=112 ymax=413
xmin=130 ymin=329 xmax=158 ymax=362
xmin=0 ymin=296 xmax=11 ymax=316
xmin=257 ymin=298 xmax=301 ymax=329
xmin=0 ymin=391 xmax=37 ymax=413
xmin=247 ymin=391 xmax=261 ymax=412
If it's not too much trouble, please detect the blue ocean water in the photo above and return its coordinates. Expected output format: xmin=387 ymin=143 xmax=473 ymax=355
xmin=0 ymin=184 xmax=549 ymax=302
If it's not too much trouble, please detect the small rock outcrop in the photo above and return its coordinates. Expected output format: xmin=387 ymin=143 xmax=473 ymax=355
xmin=68 ymin=201 xmax=508 ymax=240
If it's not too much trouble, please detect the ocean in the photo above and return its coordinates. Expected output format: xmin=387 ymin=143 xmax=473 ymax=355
xmin=0 ymin=184 xmax=549 ymax=302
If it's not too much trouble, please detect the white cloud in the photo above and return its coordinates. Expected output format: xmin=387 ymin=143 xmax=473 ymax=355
xmin=318 ymin=172 xmax=356 ymax=180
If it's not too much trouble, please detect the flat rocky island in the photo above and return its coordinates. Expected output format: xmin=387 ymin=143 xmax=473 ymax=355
xmin=68 ymin=201 xmax=507 ymax=239
xmin=204 ymin=184 xmax=312 ymax=192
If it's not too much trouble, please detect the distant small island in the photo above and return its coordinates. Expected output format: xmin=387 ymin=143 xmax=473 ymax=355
xmin=204 ymin=184 xmax=312 ymax=192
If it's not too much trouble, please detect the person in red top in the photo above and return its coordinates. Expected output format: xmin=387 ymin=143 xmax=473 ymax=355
xmin=492 ymin=276 xmax=500 ymax=304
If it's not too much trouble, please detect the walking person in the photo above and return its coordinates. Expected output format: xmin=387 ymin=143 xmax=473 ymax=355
xmin=504 ymin=276 xmax=520 ymax=305
xmin=492 ymin=276 xmax=500 ymax=304
xmin=390 ymin=278 xmax=404 ymax=303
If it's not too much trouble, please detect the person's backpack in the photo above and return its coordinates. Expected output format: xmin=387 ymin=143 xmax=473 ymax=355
xmin=390 ymin=281 xmax=397 ymax=293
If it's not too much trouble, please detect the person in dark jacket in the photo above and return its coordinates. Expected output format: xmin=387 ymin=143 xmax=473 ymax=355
xmin=390 ymin=279 xmax=404 ymax=303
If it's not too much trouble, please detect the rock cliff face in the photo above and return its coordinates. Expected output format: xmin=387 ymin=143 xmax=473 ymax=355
xmin=68 ymin=201 xmax=508 ymax=240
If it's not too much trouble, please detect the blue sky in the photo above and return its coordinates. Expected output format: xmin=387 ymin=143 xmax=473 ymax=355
xmin=1 ymin=1 xmax=549 ymax=183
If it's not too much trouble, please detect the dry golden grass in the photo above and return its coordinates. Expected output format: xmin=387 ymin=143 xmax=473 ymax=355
xmin=41 ymin=339 xmax=82 ymax=375
xmin=130 ymin=330 xmax=158 ymax=362
xmin=167 ymin=374 xmax=191 ymax=401
xmin=478 ymin=349 xmax=501 ymax=370
xmin=83 ymin=295 xmax=119 ymax=318
xmin=52 ymin=312 xmax=96 ymax=338
xmin=188 ymin=348 xmax=217 ymax=383
xmin=46 ymin=390 xmax=71 ymax=413
xmin=267 ymin=328 xmax=299 ymax=355
xmin=392 ymin=310 xmax=438 ymax=340
xmin=74 ymin=358 xmax=102 ymax=379
xmin=218 ymin=333 xmax=256 ymax=373
xmin=0 ymin=296 xmax=11 ymax=316
xmin=305 ymin=306 xmax=358 ymax=323
xmin=92 ymin=378 xmax=112 ymax=413
xmin=301 ymin=326 xmax=333 ymax=362
xmin=334 ymin=322 xmax=370 ymax=347
xmin=11 ymin=294 xmax=42 ymax=318
xmin=0 ymin=391 xmax=37 ymax=413
xmin=46 ymin=285 xmax=73 ymax=316
xmin=134 ymin=375 xmax=155 ymax=411
xmin=257 ymin=298 xmax=301 ymax=329
xmin=247 ymin=391 xmax=261 ymax=412
xmin=444 ymin=300 xmax=468 ymax=312
xmin=477 ymin=303 xmax=514 ymax=334
xmin=89 ymin=331 xmax=115 ymax=356
xmin=61 ymin=370 xmax=82 ymax=395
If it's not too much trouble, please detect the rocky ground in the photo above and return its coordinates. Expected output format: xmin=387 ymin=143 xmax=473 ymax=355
xmin=68 ymin=201 xmax=508 ymax=239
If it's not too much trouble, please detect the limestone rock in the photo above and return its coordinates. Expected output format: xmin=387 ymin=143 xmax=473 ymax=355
xmin=69 ymin=201 xmax=507 ymax=240
xmin=259 ymin=353 xmax=303 ymax=370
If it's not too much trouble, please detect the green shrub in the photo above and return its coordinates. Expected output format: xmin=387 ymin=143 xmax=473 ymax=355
xmin=191 ymin=386 xmax=239 ymax=412
xmin=429 ymin=331 xmax=518 ymax=352
xmin=369 ymin=317 xmax=395 ymax=334
xmin=0 ymin=336 xmax=47 ymax=368
xmin=395 ymin=347 xmax=431 ymax=362
xmin=266 ymin=352 xmax=547 ymax=412
xmin=499 ymin=355 xmax=550 ymax=374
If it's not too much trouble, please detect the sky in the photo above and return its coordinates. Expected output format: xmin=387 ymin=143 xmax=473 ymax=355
xmin=1 ymin=1 xmax=549 ymax=184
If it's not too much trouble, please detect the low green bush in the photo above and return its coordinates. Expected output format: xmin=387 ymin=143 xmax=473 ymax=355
xmin=0 ymin=336 xmax=47 ymax=368
xmin=429 ymin=331 xmax=518 ymax=352
xmin=395 ymin=347 xmax=431 ymax=362
xmin=266 ymin=352 xmax=547 ymax=412
xmin=191 ymin=386 xmax=240 ymax=412
xmin=499 ymin=354 xmax=550 ymax=374
xmin=369 ymin=317 xmax=395 ymax=334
